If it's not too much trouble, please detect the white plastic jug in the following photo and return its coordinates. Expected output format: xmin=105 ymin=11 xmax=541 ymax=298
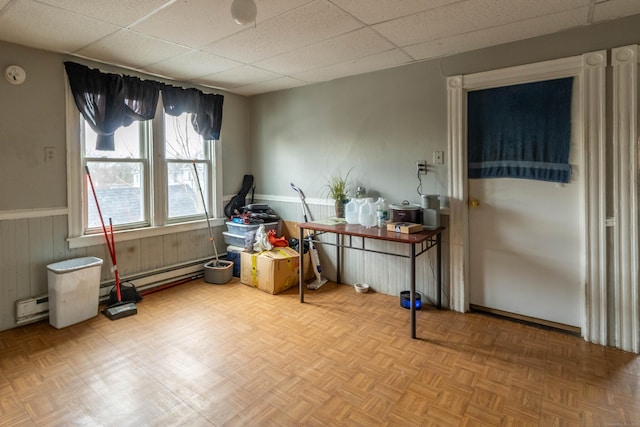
xmin=375 ymin=197 xmax=388 ymax=228
xmin=359 ymin=198 xmax=377 ymax=228
xmin=345 ymin=199 xmax=360 ymax=224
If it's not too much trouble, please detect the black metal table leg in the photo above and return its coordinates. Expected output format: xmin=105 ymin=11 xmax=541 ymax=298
xmin=410 ymin=243 xmax=416 ymax=339
xmin=336 ymin=233 xmax=341 ymax=284
xmin=437 ymin=232 xmax=442 ymax=309
xmin=299 ymin=225 xmax=305 ymax=303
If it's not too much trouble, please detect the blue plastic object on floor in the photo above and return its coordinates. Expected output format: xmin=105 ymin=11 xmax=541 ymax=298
xmin=400 ymin=291 xmax=422 ymax=310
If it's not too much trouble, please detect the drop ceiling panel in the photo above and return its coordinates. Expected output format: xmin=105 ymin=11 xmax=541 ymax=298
xmin=232 ymin=77 xmax=308 ymax=96
xmin=131 ymin=0 xmax=244 ymax=49
xmin=0 ymin=0 xmax=639 ymax=95
xmin=255 ymin=28 xmax=395 ymax=75
xmin=242 ymin=0 xmax=317 ymax=22
xmin=195 ymin=65 xmax=282 ymax=89
xmin=593 ymin=0 xmax=640 ymax=22
xmin=373 ymin=0 xmax=589 ymax=47
xmin=292 ymin=49 xmax=413 ymax=83
xmin=404 ymin=7 xmax=589 ymax=61
xmin=75 ymin=29 xmax=190 ymax=70
xmin=142 ymin=51 xmax=243 ymax=81
xmin=329 ymin=0 xmax=461 ymax=25
xmin=0 ymin=0 xmax=119 ymax=53
xmin=202 ymin=0 xmax=363 ymax=63
xmin=35 ymin=0 xmax=172 ymax=27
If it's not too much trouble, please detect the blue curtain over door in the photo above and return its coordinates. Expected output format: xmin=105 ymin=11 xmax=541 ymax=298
xmin=467 ymin=77 xmax=574 ymax=183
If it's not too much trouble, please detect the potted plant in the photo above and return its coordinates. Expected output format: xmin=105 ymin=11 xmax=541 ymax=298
xmin=324 ymin=169 xmax=352 ymax=218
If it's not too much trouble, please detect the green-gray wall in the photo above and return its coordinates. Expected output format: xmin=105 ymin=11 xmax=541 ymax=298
xmin=249 ymin=14 xmax=640 ymax=205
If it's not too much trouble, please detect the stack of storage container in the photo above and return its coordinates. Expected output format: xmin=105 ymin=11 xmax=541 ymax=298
xmin=223 ymin=221 xmax=280 ymax=277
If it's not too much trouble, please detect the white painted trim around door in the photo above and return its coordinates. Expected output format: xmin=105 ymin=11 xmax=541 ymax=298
xmin=611 ymin=44 xmax=639 ymax=353
xmin=447 ymin=51 xmax=608 ymax=345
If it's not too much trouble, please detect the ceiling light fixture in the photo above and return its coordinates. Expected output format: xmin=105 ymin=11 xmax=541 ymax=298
xmin=230 ymin=0 xmax=257 ymax=25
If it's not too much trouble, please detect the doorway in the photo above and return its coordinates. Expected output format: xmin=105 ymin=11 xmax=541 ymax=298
xmin=446 ymin=51 xmax=608 ymax=341
xmin=466 ymin=77 xmax=582 ymax=330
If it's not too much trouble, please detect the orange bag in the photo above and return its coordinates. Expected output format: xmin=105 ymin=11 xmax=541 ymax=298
xmin=267 ymin=229 xmax=288 ymax=247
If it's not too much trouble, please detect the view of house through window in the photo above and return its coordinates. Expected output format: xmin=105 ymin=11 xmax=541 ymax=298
xmin=81 ymin=111 xmax=214 ymax=234
xmin=84 ymin=121 xmax=147 ymax=230
xmin=164 ymin=113 xmax=208 ymax=220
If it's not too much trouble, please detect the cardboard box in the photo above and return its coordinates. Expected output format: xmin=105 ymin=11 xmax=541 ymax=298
xmin=387 ymin=222 xmax=423 ymax=234
xmin=241 ymin=247 xmax=302 ymax=294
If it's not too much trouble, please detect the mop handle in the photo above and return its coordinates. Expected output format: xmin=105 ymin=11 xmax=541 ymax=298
xmin=109 ymin=218 xmax=122 ymax=302
xmin=85 ymin=166 xmax=115 ymax=260
xmin=192 ymin=162 xmax=219 ymax=261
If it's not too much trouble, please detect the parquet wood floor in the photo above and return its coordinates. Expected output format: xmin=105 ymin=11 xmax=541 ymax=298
xmin=0 ymin=279 xmax=638 ymax=426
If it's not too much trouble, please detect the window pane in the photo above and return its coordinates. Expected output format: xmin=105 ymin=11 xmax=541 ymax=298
xmin=86 ymin=161 xmax=145 ymax=228
xmin=167 ymin=162 xmax=207 ymax=219
xmin=165 ymin=113 xmax=205 ymax=160
xmin=84 ymin=121 xmax=142 ymax=159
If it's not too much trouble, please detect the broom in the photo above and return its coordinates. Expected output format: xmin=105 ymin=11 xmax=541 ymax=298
xmin=85 ymin=167 xmax=141 ymax=316
xmin=192 ymin=162 xmax=220 ymax=263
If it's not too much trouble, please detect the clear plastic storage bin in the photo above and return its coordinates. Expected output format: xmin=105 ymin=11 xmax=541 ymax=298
xmin=225 ymin=221 xmax=279 ymax=235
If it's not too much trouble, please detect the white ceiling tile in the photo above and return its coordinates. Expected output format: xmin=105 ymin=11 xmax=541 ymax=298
xmin=248 ymin=0 xmax=317 ymax=21
xmin=292 ymin=49 xmax=413 ymax=83
xmin=131 ymin=0 xmax=243 ymax=48
xmin=142 ymin=50 xmax=244 ymax=80
xmin=202 ymin=0 xmax=363 ymax=63
xmin=404 ymin=7 xmax=589 ymax=61
xmin=255 ymin=28 xmax=395 ymax=75
xmin=35 ymin=0 xmax=171 ymax=26
xmin=593 ymin=0 xmax=640 ymax=22
xmin=75 ymin=29 xmax=191 ymax=70
xmin=0 ymin=0 xmax=638 ymax=95
xmin=373 ymin=0 xmax=589 ymax=47
xmin=0 ymin=0 xmax=119 ymax=53
xmin=135 ymin=0 xmax=315 ymax=47
xmin=195 ymin=65 xmax=283 ymax=89
xmin=329 ymin=0 xmax=460 ymax=24
xmin=232 ymin=77 xmax=309 ymax=96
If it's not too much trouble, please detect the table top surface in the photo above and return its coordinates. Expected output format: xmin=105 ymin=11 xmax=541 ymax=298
xmin=298 ymin=220 xmax=444 ymax=244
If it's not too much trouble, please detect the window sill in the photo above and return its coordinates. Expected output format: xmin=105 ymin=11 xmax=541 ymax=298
xmin=68 ymin=217 xmax=225 ymax=249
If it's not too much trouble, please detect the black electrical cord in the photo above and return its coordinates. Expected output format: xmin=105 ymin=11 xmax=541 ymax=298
xmin=416 ymin=170 xmax=424 ymax=196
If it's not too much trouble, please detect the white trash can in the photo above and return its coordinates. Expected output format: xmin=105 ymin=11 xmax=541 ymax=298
xmin=47 ymin=257 xmax=103 ymax=328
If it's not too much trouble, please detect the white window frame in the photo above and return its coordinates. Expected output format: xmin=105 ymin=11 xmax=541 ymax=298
xmin=83 ymin=119 xmax=151 ymax=232
xmin=65 ymin=80 xmax=224 ymax=249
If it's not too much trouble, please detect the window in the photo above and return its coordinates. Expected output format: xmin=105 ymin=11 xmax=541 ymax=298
xmin=164 ymin=113 xmax=209 ymax=221
xmin=67 ymin=92 xmax=223 ymax=248
xmin=84 ymin=120 xmax=148 ymax=230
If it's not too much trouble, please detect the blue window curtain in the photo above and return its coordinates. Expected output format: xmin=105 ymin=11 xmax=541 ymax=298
xmin=64 ymin=62 xmax=224 ymax=150
xmin=467 ymin=77 xmax=574 ymax=183
xmin=64 ymin=62 xmax=159 ymax=151
xmin=161 ymin=85 xmax=224 ymax=141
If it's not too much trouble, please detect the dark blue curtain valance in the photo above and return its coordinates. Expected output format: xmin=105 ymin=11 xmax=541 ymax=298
xmin=64 ymin=62 xmax=224 ymax=150
xmin=161 ymin=85 xmax=224 ymax=140
xmin=467 ymin=77 xmax=574 ymax=183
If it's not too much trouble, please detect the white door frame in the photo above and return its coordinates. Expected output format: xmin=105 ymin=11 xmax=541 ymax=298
xmin=611 ymin=45 xmax=639 ymax=353
xmin=446 ymin=51 xmax=608 ymax=345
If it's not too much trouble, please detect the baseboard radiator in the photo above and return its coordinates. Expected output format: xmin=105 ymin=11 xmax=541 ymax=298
xmin=15 ymin=258 xmax=210 ymax=326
